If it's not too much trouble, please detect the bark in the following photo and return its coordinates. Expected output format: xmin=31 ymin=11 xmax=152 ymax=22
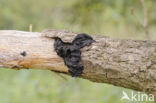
xmin=0 ymin=30 xmax=156 ymax=100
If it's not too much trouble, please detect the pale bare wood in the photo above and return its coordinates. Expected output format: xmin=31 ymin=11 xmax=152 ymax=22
xmin=0 ymin=30 xmax=156 ymax=100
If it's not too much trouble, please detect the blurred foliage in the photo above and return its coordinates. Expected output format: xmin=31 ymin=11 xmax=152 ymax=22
xmin=0 ymin=0 xmax=155 ymax=103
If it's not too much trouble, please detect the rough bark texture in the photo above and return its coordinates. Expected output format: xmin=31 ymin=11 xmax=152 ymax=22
xmin=0 ymin=30 xmax=156 ymax=100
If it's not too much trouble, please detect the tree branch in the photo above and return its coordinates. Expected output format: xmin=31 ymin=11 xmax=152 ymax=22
xmin=140 ymin=0 xmax=150 ymax=39
xmin=131 ymin=0 xmax=150 ymax=39
xmin=0 ymin=30 xmax=156 ymax=98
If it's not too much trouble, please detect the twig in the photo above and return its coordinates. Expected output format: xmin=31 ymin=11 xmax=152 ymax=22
xmin=131 ymin=0 xmax=150 ymax=40
xmin=140 ymin=0 xmax=150 ymax=39
xmin=29 ymin=24 xmax=32 ymax=32
xmin=131 ymin=8 xmax=142 ymax=26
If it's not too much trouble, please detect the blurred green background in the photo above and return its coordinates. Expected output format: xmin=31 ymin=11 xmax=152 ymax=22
xmin=0 ymin=0 xmax=155 ymax=103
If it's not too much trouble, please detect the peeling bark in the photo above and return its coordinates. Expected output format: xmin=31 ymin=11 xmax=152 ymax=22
xmin=0 ymin=30 xmax=156 ymax=101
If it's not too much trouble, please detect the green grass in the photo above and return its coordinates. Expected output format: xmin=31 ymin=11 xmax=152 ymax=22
xmin=0 ymin=68 xmax=154 ymax=103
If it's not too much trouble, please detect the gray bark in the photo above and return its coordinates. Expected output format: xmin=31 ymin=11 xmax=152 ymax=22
xmin=0 ymin=29 xmax=156 ymax=101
